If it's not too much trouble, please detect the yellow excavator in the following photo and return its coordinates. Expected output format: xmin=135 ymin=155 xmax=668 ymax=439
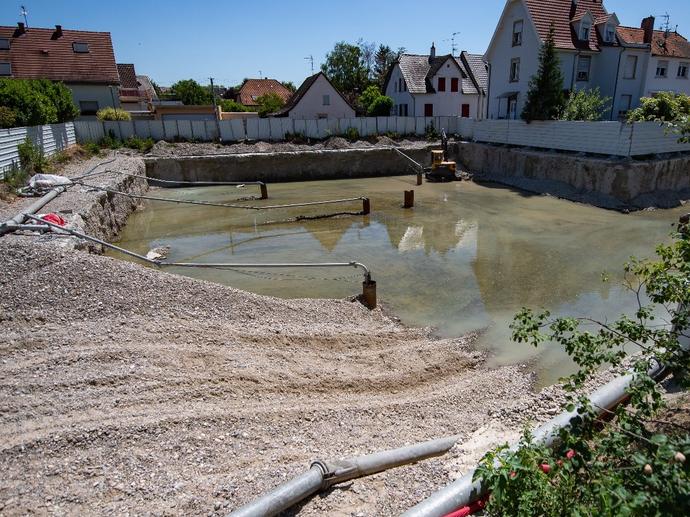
xmin=425 ymin=130 xmax=458 ymax=182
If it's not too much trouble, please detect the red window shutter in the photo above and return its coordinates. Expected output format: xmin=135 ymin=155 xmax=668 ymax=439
xmin=461 ymin=104 xmax=470 ymax=118
xmin=438 ymin=78 xmax=446 ymax=92
xmin=451 ymin=78 xmax=459 ymax=92
xmin=425 ymin=104 xmax=434 ymax=117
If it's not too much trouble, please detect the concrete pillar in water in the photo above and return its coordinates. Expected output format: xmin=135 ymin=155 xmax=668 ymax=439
xmin=417 ymin=172 xmax=423 ymax=186
xmin=260 ymin=183 xmax=268 ymax=199
xmin=362 ymin=278 xmax=377 ymax=310
xmin=362 ymin=198 xmax=371 ymax=215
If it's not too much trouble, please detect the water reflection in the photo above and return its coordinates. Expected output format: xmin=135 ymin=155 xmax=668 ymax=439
xmin=111 ymin=177 xmax=684 ymax=385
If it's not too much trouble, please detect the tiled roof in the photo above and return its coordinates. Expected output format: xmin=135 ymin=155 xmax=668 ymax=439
xmin=461 ymin=52 xmax=489 ymax=94
xmin=396 ymin=54 xmax=480 ymax=95
xmin=617 ymin=26 xmax=690 ymax=59
xmin=238 ymin=79 xmax=292 ymax=106
xmin=117 ymin=63 xmax=137 ymax=89
xmin=273 ymin=72 xmax=354 ymax=117
xmin=523 ymin=0 xmax=610 ymax=51
xmin=0 ymin=25 xmax=119 ymax=84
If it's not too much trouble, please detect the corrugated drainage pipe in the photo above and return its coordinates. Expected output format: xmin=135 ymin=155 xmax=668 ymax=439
xmin=227 ymin=435 xmax=461 ymax=517
xmin=401 ymin=361 xmax=667 ymax=517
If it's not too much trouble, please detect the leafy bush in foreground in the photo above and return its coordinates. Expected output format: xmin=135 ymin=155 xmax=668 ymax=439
xmin=97 ymin=107 xmax=132 ymax=121
xmin=476 ymin=225 xmax=690 ymax=516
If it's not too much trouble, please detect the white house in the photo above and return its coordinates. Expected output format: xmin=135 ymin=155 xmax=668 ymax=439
xmin=383 ymin=44 xmax=488 ymax=119
xmin=485 ymin=0 xmax=690 ymax=120
xmin=273 ymin=72 xmax=355 ymax=119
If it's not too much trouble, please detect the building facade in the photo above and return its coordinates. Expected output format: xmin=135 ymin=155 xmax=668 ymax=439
xmin=273 ymin=72 xmax=355 ymax=119
xmin=0 ymin=23 xmax=121 ymax=118
xmin=485 ymin=0 xmax=690 ymax=120
xmin=384 ymin=45 xmax=487 ymax=119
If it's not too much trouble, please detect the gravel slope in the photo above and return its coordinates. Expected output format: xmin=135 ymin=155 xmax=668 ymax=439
xmin=0 ymin=152 xmax=568 ymax=516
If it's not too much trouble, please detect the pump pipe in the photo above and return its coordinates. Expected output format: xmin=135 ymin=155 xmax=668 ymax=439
xmin=391 ymin=147 xmax=425 ymax=172
xmin=228 ymin=435 xmax=461 ymax=517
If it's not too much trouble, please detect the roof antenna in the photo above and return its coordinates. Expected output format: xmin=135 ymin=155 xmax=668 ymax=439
xmin=305 ymin=55 xmax=314 ymax=73
xmin=443 ymin=31 xmax=461 ymax=56
xmin=20 ymin=5 xmax=29 ymax=27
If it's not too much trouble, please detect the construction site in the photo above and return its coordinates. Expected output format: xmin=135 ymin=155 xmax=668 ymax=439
xmin=0 ymin=139 xmax=688 ymax=516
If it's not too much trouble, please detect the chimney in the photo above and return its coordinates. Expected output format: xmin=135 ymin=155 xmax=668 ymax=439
xmin=16 ymin=22 xmax=26 ymax=35
xmin=52 ymin=24 xmax=63 ymax=40
xmin=429 ymin=42 xmax=436 ymax=62
xmin=641 ymin=16 xmax=655 ymax=44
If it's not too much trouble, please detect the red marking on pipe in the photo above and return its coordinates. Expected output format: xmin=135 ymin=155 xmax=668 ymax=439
xmin=442 ymin=497 xmax=487 ymax=517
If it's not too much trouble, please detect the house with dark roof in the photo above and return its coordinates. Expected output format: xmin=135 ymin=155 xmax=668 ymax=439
xmin=273 ymin=72 xmax=355 ymax=119
xmin=0 ymin=22 xmax=121 ymax=118
xmin=383 ymin=44 xmax=488 ymax=119
xmin=232 ymin=79 xmax=292 ymax=108
xmin=485 ymin=1 xmax=690 ymax=120
xmin=117 ymin=63 xmax=157 ymax=115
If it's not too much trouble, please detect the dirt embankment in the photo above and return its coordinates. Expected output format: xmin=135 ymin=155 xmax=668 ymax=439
xmin=0 ymin=153 xmax=582 ymax=515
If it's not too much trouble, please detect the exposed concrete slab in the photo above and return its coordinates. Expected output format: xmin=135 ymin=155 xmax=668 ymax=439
xmin=144 ymin=147 xmax=432 ymax=185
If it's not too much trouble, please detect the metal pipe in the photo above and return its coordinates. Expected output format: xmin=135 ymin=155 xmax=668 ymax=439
xmin=402 ymin=362 xmax=666 ymax=517
xmin=74 ymin=181 xmax=362 ymax=211
xmin=228 ymin=435 xmax=460 ymax=517
xmin=391 ymin=147 xmax=424 ymax=172
xmin=0 ymin=186 xmax=67 ymax=237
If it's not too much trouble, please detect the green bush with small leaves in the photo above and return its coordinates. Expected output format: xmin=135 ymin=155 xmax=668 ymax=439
xmin=17 ymin=138 xmax=48 ymax=174
xmin=97 ymin=107 xmax=132 ymax=121
xmin=476 ymin=227 xmax=690 ymax=516
xmin=344 ymin=127 xmax=360 ymax=142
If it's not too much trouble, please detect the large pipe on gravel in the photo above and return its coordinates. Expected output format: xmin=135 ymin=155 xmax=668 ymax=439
xmin=227 ymin=435 xmax=461 ymax=517
xmin=0 ymin=185 xmax=67 ymax=237
xmin=402 ymin=363 xmax=667 ymax=517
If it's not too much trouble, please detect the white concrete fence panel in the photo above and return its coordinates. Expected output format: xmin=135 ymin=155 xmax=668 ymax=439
xmin=68 ymin=117 xmax=690 ymax=158
xmin=0 ymin=122 xmax=76 ymax=179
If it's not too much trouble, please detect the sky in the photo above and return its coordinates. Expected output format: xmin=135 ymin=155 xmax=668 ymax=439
xmin=2 ymin=1 xmax=689 ymax=88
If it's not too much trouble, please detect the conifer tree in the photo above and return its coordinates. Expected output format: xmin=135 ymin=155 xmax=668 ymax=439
xmin=521 ymin=23 xmax=566 ymax=122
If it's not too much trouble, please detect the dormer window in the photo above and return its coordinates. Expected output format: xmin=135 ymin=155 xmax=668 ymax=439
xmin=605 ymin=25 xmax=616 ymax=42
xmin=72 ymin=42 xmax=89 ymax=53
xmin=0 ymin=38 xmax=9 ymax=50
xmin=581 ymin=22 xmax=591 ymax=41
xmin=513 ymin=20 xmax=523 ymax=46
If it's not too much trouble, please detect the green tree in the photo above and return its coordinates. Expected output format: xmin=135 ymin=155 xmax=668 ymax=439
xmin=0 ymin=106 xmax=16 ymax=128
xmin=476 ymin=223 xmax=690 ymax=516
xmin=170 ymin=79 xmax=212 ymax=105
xmin=522 ymin=24 xmax=566 ymax=122
xmin=374 ymin=45 xmax=405 ymax=87
xmin=358 ymin=85 xmax=382 ymax=112
xmin=255 ymin=92 xmax=284 ymax=117
xmin=559 ymin=88 xmax=611 ymax=121
xmin=281 ymin=81 xmax=297 ymax=93
xmin=0 ymin=79 xmax=79 ymax=126
xmin=627 ymin=92 xmax=690 ymax=123
xmin=321 ymin=41 xmax=369 ymax=98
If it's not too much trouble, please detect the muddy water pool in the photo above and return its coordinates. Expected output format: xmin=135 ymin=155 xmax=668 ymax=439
xmin=111 ymin=176 xmax=686 ymax=385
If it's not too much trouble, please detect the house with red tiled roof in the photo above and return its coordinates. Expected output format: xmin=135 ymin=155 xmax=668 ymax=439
xmin=233 ymin=79 xmax=292 ymax=108
xmin=117 ymin=63 xmax=157 ymax=115
xmin=484 ymin=1 xmax=690 ymax=120
xmin=383 ymin=43 xmax=488 ymax=119
xmin=0 ymin=22 xmax=121 ymax=118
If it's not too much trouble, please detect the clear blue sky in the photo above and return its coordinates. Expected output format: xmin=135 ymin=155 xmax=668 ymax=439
xmin=2 ymin=1 xmax=689 ymax=87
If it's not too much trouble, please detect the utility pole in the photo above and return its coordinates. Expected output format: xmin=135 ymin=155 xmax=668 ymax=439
xmin=209 ymin=77 xmax=221 ymax=143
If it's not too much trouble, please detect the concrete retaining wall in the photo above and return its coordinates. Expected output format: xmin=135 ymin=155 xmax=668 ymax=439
xmin=453 ymin=142 xmax=690 ymax=209
xmin=144 ymin=147 xmax=432 ymax=184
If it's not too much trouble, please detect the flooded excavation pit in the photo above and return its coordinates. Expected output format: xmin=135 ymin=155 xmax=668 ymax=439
xmin=110 ymin=175 xmax=687 ymax=385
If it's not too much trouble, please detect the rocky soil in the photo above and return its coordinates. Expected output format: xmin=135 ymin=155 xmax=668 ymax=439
xmin=0 ymin=152 xmax=639 ymax=516
xmin=148 ymin=136 xmax=434 ymax=158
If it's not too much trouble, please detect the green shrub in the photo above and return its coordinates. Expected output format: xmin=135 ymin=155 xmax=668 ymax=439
xmin=98 ymin=132 xmax=123 ymax=149
xmin=2 ymin=163 xmax=29 ymax=190
xmin=358 ymin=85 xmax=382 ymax=112
xmin=560 ymin=88 xmax=611 ymax=121
xmin=0 ymin=79 xmax=78 ymax=126
xmin=82 ymin=142 xmax=102 ymax=156
xmin=219 ymin=99 xmax=251 ymax=112
xmin=425 ymin=122 xmax=438 ymax=141
xmin=627 ymin=92 xmax=690 ymax=123
xmin=256 ymin=92 xmax=285 ymax=117
xmin=123 ymin=136 xmax=154 ymax=152
xmin=345 ymin=127 xmax=360 ymax=142
xmin=476 ymin=228 xmax=690 ymax=516
xmin=97 ymin=107 xmax=132 ymax=121
xmin=0 ymin=106 xmax=17 ymax=128
xmin=17 ymin=138 xmax=48 ymax=174
xmin=367 ymin=95 xmax=394 ymax=117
